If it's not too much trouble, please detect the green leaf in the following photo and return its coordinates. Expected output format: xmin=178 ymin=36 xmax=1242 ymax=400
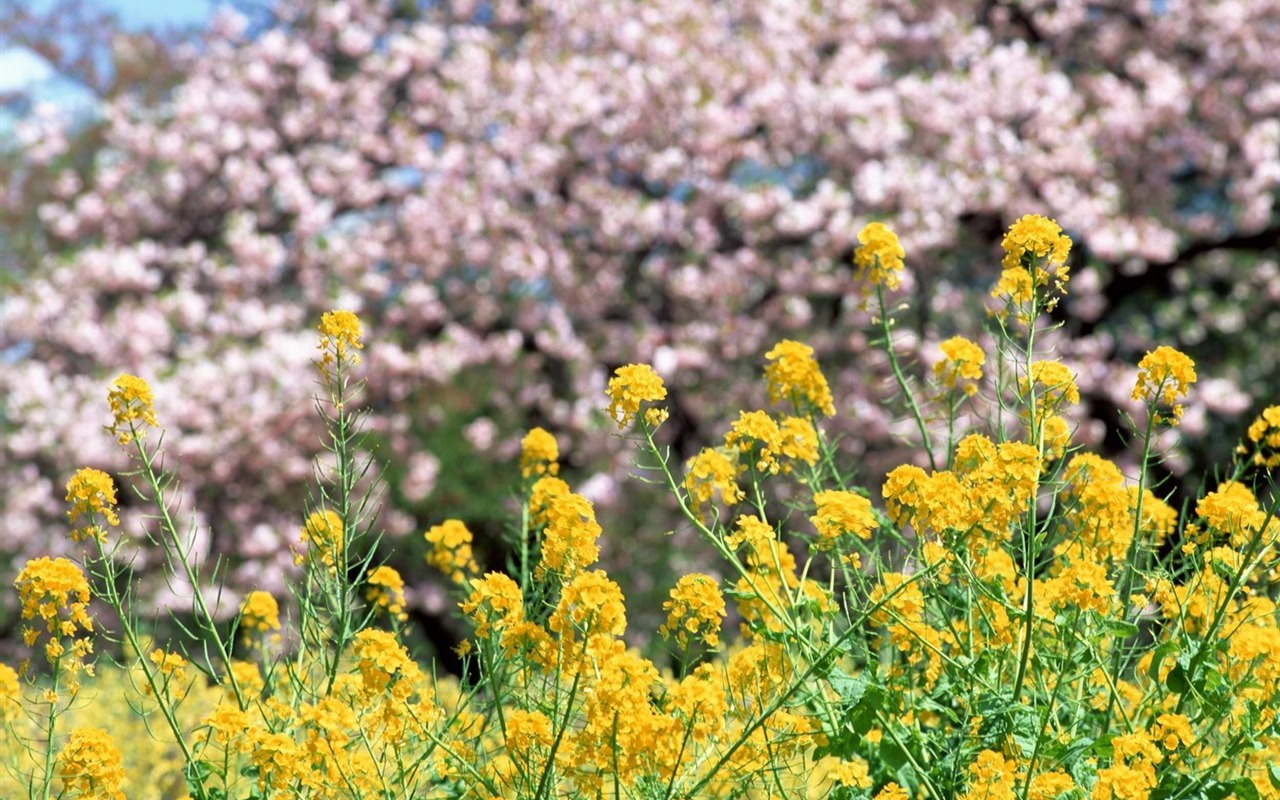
xmin=1147 ymin=641 xmax=1179 ymax=682
xmin=1269 ymin=765 xmax=1280 ymax=791
xmin=829 ymin=670 xmax=869 ymax=706
xmin=1233 ymin=778 xmax=1261 ymax=800
xmin=880 ymin=738 xmax=909 ymax=771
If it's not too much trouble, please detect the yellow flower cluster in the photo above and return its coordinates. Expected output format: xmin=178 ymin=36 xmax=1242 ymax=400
xmin=549 ymin=569 xmax=628 ymax=645
xmin=529 ymin=476 xmax=602 ymax=580
xmin=725 ymin=514 xmax=776 ymax=553
xmin=605 ymin=363 xmax=668 ymax=428
xmin=1242 ymin=404 xmax=1280 ymax=468
xmin=0 ymin=663 xmax=19 ymax=722
xmin=658 ymin=573 xmax=726 ymax=649
xmin=239 ymin=589 xmax=281 ymax=634
xmin=853 ymin=221 xmax=906 ymax=291
xmin=519 ymin=426 xmax=560 ymax=478
xmin=991 ymin=214 xmax=1072 ymax=316
xmin=106 ymin=373 xmax=158 ymax=444
xmin=1001 ymin=213 xmax=1072 ymax=271
xmin=300 ymin=508 xmax=345 ymax=571
xmin=763 ymin=339 xmax=835 ymax=415
xmin=959 ymin=750 xmax=1022 ymax=800
xmin=1196 ymin=480 xmax=1274 ymax=548
xmin=14 ymin=556 xmax=94 ymax=679
xmin=883 ymin=434 xmax=1040 ymax=541
xmin=366 ymin=565 xmax=408 ymax=621
xmin=147 ymin=648 xmax=189 ymax=698
xmin=424 ymin=519 xmax=481 ymax=584
xmin=810 ymin=490 xmax=877 ymax=550
xmin=1024 ymin=360 xmax=1080 ymax=412
xmin=351 ymin=628 xmax=422 ymax=700
xmin=65 ymin=467 xmax=119 ymax=544
xmin=57 ymin=727 xmax=126 ymax=800
xmin=723 ymin=410 xmax=818 ymax=475
xmin=317 ymin=309 xmax=364 ymax=373
xmin=1132 ymin=345 xmax=1197 ymax=425
xmin=683 ymin=447 xmax=744 ymax=508
xmin=934 ymin=336 xmax=985 ymax=396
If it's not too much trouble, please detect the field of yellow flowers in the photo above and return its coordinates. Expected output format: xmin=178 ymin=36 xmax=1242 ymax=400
xmin=3 ymin=216 xmax=1278 ymax=800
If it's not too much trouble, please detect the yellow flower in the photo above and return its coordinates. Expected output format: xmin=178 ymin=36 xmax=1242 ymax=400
xmin=991 ymin=214 xmax=1072 ymax=314
xmin=460 ymin=572 xmax=525 ymax=639
xmin=605 ymin=363 xmax=668 ymax=429
xmin=58 ymin=727 xmax=126 ymax=800
xmin=1024 ymin=360 xmax=1081 ymax=411
xmin=520 ymin=427 xmax=560 ymax=478
xmin=763 ymin=339 xmax=835 ymax=415
xmin=317 ymin=309 xmax=364 ymax=373
xmin=1041 ymin=414 xmax=1072 ymax=461
xmin=726 ymin=514 xmax=776 ymax=553
xmin=300 ymin=509 xmax=345 ymax=570
xmin=548 ymin=569 xmax=627 ymax=642
xmin=874 ymin=782 xmax=912 ymax=800
xmin=960 ymin=750 xmax=1022 ymax=800
xmin=0 ymin=662 xmax=20 ymax=722
xmin=658 ymin=573 xmax=726 ymax=649
xmin=828 ymin=757 xmax=873 ymax=790
xmin=1244 ymin=405 xmax=1280 ymax=467
xmin=351 ymin=629 xmax=422 ymax=699
xmin=247 ymin=729 xmax=304 ymax=793
xmin=424 ymin=519 xmax=481 ymax=583
xmin=1149 ymin=713 xmax=1195 ymax=752
xmin=65 ymin=467 xmax=119 ymax=543
xmin=148 ymin=648 xmax=189 ymax=697
xmin=14 ymin=557 xmax=94 ymax=669
xmin=107 ymin=374 xmax=158 ymax=444
xmin=367 ymin=565 xmax=408 ymax=621
xmin=854 ymin=222 xmax=906 ymax=290
xmin=1001 ymin=213 xmax=1072 ymax=271
xmin=1132 ymin=346 xmax=1196 ymax=425
xmin=531 ymin=484 xmax=602 ymax=580
xmin=810 ymin=490 xmax=877 ymax=549
xmin=684 ymin=447 xmax=744 ymax=508
xmin=239 ymin=590 xmax=281 ymax=634
xmin=934 ymin=336 xmax=985 ymax=396
xmin=1028 ymin=771 xmax=1076 ymax=799
xmin=1196 ymin=481 xmax=1268 ymax=546
xmin=505 ymin=709 xmax=554 ymax=756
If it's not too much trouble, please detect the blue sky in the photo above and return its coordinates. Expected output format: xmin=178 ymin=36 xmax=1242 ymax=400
xmin=22 ymin=0 xmax=218 ymax=30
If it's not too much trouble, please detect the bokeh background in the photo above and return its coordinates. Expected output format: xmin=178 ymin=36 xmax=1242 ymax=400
xmin=3 ymin=0 xmax=1278 ymax=666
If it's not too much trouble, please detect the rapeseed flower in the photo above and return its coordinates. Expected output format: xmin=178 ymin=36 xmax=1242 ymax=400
xmin=300 ymin=508 xmax=345 ymax=571
xmin=810 ymin=490 xmax=877 ymax=549
xmin=239 ymin=590 xmax=281 ymax=634
xmin=684 ymin=447 xmax=744 ymax=508
xmin=519 ymin=426 xmax=559 ymax=478
xmin=606 ymin=363 xmax=668 ymax=428
xmin=65 ymin=467 xmax=119 ymax=543
xmin=106 ymin=373 xmax=158 ymax=444
xmin=425 ymin=519 xmax=481 ymax=583
xmin=367 ymin=565 xmax=408 ymax=621
xmin=934 ymin=336 xmax=985 ymax=396
xmin=317 ymin=309 xmax=364 ymax=374
xmin=1132 ymin=346 xmax=1196 ymax=425
xmin=58 ymin=727 xmax=126 ymax=800
xmin=763 ymin=339 xmax=835 ymax=415
xmin=659 ymin=573 xmax=726 ymax=649
xmin=854 ymin=222 xmax=906 ymax=291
